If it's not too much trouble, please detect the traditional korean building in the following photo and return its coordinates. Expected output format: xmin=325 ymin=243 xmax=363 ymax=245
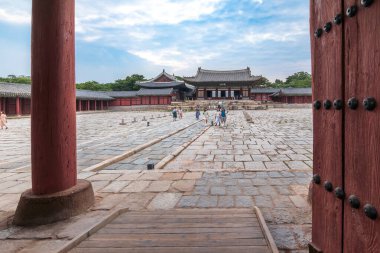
xmin=0 ymin=82 xmax=114 ymax=116
xmin=106 ymin=70 xmax=196 ymax=108
xmin=183 ymin=67 xmax=262 ymax=100
xmin=107 ymin=88 xmax=174 ymax=107
xmin=137 ymin=70 xmax=195 ymax=101
xmin=271 ymin=88 xmax=312 ymax=104
xmin=250 ymin=87 xmax=312 ymax=103
xmin=250 ymin=88 xmax=280 ymax=101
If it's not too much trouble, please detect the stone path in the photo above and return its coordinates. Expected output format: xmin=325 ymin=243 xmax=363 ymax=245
xmin=0 ymin=111 xmax=198 ymax=172
xmin=0 ymin=108 xmax=312 ymax=253
xmin=102 ymin=121 xmax=206 ymax=171
xmin=166 ymin=109 xmax=312 ymax=171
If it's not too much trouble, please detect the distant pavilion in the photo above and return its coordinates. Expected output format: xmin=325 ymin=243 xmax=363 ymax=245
xmin=183 ymin=67 xmax=262 ymax=100
xmin=138 ymin=70 xmax=195 ymax=101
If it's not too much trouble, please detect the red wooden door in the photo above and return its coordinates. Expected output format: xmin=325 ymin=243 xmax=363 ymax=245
xmin=311 ymin=1 xmax=380 ymax=252
xmin=343 ymin=0 xmax=380 ymax=252
xmin=310 ymin=1 xmax=344 ymax=252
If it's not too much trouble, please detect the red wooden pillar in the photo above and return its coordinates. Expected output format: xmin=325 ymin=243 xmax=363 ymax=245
xmin=87 ymin=100 xmax=90 ymax=111
xmin=14 ymin=0 xmax=94 ymax=226
xmin=16 ymin=97 xmax=21 ymax=116
xmin=101 ymin=100 xmax=103 ymax=110
xmin=0 ymin=97 xmax=2 ymax=111
xmin=31 ymin=0 xmax=77 ymax=195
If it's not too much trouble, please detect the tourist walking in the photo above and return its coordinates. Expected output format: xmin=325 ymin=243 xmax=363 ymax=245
xmin=203 ymin=109 xmax=209 ymax=125
xmin=221 ymin=107 xmax=227 ymax=127
xmin=172 ymin=107 xmax=178 ymax=121
xmin=0 ymin=111 xmax=8 ymax=129
xmin=209 ymin=110 xmax=214 ymax=126
xmin=178 ymin=107 xmax=183 ymax=119
xmin=195 ymin=106 xmax=200 ymax=120
xmin=214 ymin=109 xmax=221 ymax=126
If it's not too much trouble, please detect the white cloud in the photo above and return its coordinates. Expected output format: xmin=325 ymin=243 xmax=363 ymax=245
xmin=76 ymin=0 xmax=223 ymax=30
xmin=129 ymin=47 xmax=219 ymax=72
xmin=0 ymin=8 xmax=30 ymax=24
xmin=0 ymin=0 xmax=31 ymax=24
xmin=241 ymin=23 xmax=308 ymax=44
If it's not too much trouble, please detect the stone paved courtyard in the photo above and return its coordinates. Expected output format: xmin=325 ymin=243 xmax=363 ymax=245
xmin=0 ymin=108 xmax=312 ymax=253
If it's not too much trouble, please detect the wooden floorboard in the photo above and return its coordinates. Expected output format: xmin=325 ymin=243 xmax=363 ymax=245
xmin=70 ymin=246 xmax=271 ymax=253
xmin=105 ymin=222 xmax=260 ymax=229
xmin=69 ymin=208 xmax=272 ymax=253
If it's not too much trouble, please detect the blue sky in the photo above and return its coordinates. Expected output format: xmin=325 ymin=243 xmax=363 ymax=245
xmin=0 ymin=0 xmax=311 ymax=83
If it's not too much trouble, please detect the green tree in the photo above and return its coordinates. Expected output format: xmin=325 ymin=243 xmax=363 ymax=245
xmin=256 ymin=77 xmax=272 ymax=87
xmin=0 ymin=75 xmax=32 ymax=84
xmin=284 ymin=72 xmax=311 ymax=88
xmin=111 ymin=74 xmax=145 ymax=91
xmin=76 ymin=81 xmax=111 ymax=91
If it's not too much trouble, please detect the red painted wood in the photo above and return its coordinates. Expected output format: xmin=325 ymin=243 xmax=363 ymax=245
xmin=6 ymin=98 xmax=17 ymax=115
xmin=15 ymin=97 xmax=20 ymax=115
xmin=22 ymin=98 xmax=31 ymax=115
xmin=141 ymin=97 xmax=150 ymax=105
xmin=31 ymin=0 xmax=76 ymax=195
xmin=343 ymin=0 xmax=380 ymax=252
xmin=310 ymin=1 xmax=344 ymax=252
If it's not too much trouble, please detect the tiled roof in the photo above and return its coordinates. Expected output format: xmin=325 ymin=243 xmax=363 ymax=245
xmin=105 ymin=91 xmax=138 ymax=98
xmin=251 ymin=88 xmax=280 ymax=94
xmin=137 ymin=88 xmax=174 ymax=96
xmin=0 ymin=83 xmax=31 ymax=98
xmin=138 ymin=81 xmax=185 ymax=88
xmin=137 ymin=81 xmax=195 ymax=92
xmin=0 ymin=82 xmax=114 ymax=100
xmin=143 ymin=69 xmax=180 ymax=83
xmin=272 ymin=88 xmax=312 ymax=96
xmin=184 ymin=67 xmax=262 ymax=83
xmin=76 ymin=90 xmax=114 ymax=100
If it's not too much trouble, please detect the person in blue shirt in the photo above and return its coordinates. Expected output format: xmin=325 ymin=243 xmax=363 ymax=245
xmin=221 ymin=107 xmax=227 ymax=127
xmin=172 ymin=108 xmax=178 ymax=121
xmin=195 ymin=106 xmax=200 ymax=120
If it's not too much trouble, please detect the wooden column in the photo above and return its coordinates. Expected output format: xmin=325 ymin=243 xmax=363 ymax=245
xmin=101 ymin=101 xmax=104 ymax=110
xmin=13 ymin=0 xmax=95 ymax=226
xmin=87 ymin=100 xmax=90 ymax=111
xmin=16 ymin=97 xmax=21 ymax=116
xmin=31 ymin=0 xmax=76 ymax=195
